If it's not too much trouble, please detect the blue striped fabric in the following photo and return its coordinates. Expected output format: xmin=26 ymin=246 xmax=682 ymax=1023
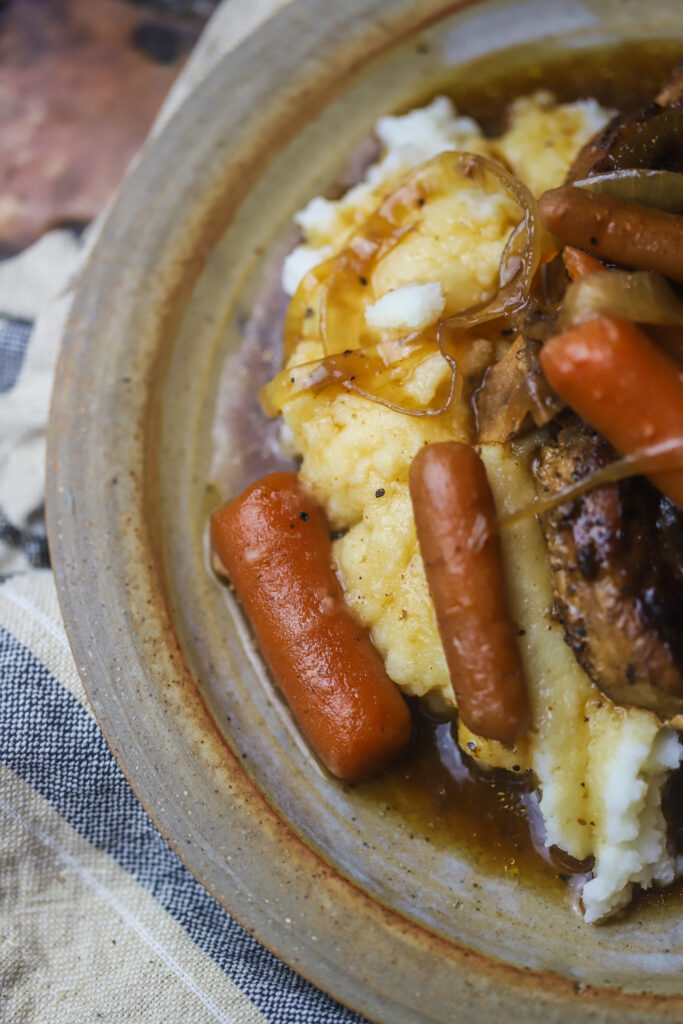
xmin=0 ymin=623 xmax=367 ymax=1022
xmin=0 ymin=314 xmax=50 ymax=580
xmin=0 ymin=316 xmax=31 ymax=393
xmin=0 ymin=295 xmax=366 ymax=1024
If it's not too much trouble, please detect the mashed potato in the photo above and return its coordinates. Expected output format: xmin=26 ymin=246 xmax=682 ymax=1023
xmin=274 ymin=94 xmax=683 ymax=922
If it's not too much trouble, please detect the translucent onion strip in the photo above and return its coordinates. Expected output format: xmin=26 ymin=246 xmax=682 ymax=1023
xmin=312 ymin=151 xmax=542 ymax=358
xmin=573 ymin=169 xmax=683 ymax=214
xmin=282 ymin=257 xmax=334 ymax=361
xmin=559 ymin=269 xmax=683 ymax=331
xmin=442 ymin=154 xmax=552 ymax=331
xmin=273 ymin=152 xmax=548 ymax=421
xmin=498 ymin=437 xmax=683 ymax=530
xmin=261 ymin=325 xmax=461 ymax=419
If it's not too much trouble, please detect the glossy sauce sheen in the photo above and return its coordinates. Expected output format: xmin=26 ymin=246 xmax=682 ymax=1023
xmin=222 ymin=40 xmax=683 ymax=888
xmin=358 ymin=712 xmax=563 ymax=891
xmin=438 ymin=40 xmax=683 ymax=137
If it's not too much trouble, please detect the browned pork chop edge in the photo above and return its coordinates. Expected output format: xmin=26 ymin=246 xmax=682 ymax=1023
xmin=533 ymin=422 xmax=683 ymax=721
xmin=567 ymin=60 xmax=683 ymax=180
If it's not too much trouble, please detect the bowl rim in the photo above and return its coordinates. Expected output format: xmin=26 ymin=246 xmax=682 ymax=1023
xmin=46 ymin=1 xmax=683 ymax=1020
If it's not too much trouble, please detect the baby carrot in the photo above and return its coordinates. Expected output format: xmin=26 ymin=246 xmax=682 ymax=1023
xmin=211 ymin=473 xmax=412 ymax=782
xmin=539 ymin=186 xmax=683 ymax=284
xmin=540 ymin=316 xmax=683 ymax=507
xmin=562 ymin=245 xmax=605 ymax=281
xmin=410 ymin=442 xmax=530 ymax=743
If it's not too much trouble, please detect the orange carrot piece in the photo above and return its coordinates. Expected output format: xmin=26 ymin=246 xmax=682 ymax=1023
xmin=410 ymin=442 xmax=530 ymax=743
xmin=539 ymin=186 xmax=683 ymax=284
xmin=540 ymin=316 xmax=683 ymax=507
xmin=562 ymin=245 xmax=605 ymax=281
xmin=211 ymin=473 xmax=412 ymax=781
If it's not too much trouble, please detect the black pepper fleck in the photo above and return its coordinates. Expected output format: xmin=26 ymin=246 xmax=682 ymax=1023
xmin=375 ymin=488 xmax=385 ymax=498
xmin=299 ymin=512 xmax=309 ymax=522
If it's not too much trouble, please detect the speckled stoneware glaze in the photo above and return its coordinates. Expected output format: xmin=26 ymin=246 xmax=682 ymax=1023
xmin=47 ymin=1 xmax=683 ymax=1020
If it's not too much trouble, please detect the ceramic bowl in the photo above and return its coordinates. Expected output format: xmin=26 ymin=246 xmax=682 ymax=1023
xmin=47 ymin=1 xmax=683 ymax=1020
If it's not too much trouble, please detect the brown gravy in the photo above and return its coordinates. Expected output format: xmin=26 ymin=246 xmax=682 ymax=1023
xmin=357 ymin=709 xmax=563 ymax=891
xmin=438 ymin=39 xmax=682 ymax=137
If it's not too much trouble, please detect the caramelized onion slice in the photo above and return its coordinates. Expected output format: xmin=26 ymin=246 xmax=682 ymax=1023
xmin=282 ymin=257 xmax=334 ymax=361
xmin=277 ymin=154 xmax=551 ymax=420
xmin=319 ymin=151 xmax=543 ymax=356
xmin=573 ymin=169 xmax=683 ymax=214
xmin=261 ymin=328 xmax=461 ymax=419
xmin=559 ymin=269 xmax=683 ymax=331
xmin=444 ymin=157 xmax=552 ymax=331
xmin=498 ymin=437 xmax=683 ymax=530
xmin=475 ymin=335 xmax=563 ymax=443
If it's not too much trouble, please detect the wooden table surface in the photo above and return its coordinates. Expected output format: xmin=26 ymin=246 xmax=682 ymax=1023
xmin=0 ymin=0 xmax=220 ymax=255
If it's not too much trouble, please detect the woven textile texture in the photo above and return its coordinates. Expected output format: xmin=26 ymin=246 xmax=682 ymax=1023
xmin=0 ymin=2 xmax=368 ymax=1021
